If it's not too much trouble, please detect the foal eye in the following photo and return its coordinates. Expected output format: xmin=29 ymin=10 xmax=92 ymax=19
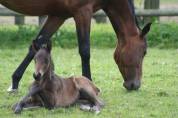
xmin=143 ymin=50 xmax=147 ymax=55
xmin=44 ymin=58 xmax=48 ymax=63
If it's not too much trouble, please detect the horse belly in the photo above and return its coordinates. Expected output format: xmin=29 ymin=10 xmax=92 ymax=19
xmin=1 ymin=0 xmax=102 ymax=16
xmin=1 ymin=0 xmax=54 ymax=15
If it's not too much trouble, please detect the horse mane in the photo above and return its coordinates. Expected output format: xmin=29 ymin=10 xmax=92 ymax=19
xmin=127 ymin=0 xmax=141 ymax=30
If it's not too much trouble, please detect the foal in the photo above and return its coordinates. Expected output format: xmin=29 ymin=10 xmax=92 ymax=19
xmin=13 ymin=46 xmax=103 ymax=114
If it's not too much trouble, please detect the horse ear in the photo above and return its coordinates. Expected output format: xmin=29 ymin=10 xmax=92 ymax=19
xmin=141 ymin=22 xmax=152 ymax=38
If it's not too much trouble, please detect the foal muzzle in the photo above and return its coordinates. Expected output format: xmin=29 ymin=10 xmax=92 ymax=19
xmin=33 ymin=73 xmax=42 ymax=81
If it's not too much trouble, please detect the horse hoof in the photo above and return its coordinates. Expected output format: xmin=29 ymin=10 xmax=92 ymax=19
xmin=7 ymin=85 xmax=18 ymax=93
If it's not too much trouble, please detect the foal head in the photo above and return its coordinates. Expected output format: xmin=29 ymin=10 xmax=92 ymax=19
xmin=34 ymin=44 xmax=52 ymax=78
xmin=114 ymin=23 xmax=152 ymax=90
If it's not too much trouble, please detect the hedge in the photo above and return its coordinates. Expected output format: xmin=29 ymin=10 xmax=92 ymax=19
xmin=0 ymin=22 xmax=178 ymax=48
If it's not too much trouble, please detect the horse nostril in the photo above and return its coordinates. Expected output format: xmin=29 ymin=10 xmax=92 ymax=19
xmin=130 ymin=83 xmax=135 ymax=89
xmin=131 ymin=83 xmax=140 ymax=90
xmin=123 ymin=82 xmax=132 ymax=90
xmin=123 ymin=81 xmax=140 ymax=91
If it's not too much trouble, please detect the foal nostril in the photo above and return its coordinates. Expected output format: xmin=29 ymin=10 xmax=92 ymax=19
xmin=33 ymin=73 xmax=41 ymax=81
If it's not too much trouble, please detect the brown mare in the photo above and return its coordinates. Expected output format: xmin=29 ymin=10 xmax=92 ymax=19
xmin=13 ymin=44 xmax=104 ymax=114
xmin=0 ymin=0 xmax=151 ymax=91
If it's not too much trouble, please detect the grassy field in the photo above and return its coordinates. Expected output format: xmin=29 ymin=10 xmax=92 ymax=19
xmin=161 ymin=0 xmax=178 ymax=4
xmin=0 ymin=47 xmax=178 ymax=118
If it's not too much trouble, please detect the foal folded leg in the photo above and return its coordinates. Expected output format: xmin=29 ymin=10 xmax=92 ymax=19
xmin=37 ymin=91 xmax=54 ymax=110
xmin=74 ymin=6 xmax=92 ymax=80
xmin=13 ymin=85 xmax=42 ymax=114
xmin=8 ymin=16 xmax=64 ymax=92
xmin=79 ymin=87 xmax=104 ymax=114
xmin=74 ymin=78 xmax=104 ymax=113
xmin=13 ymin=95 xmax=42 ymax=111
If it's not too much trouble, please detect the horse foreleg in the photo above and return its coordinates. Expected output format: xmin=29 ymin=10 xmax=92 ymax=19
xmin=74 ymin=6 xmax=92 ymax=80
xmin=8 ymin=16 xmax=64 ymax=92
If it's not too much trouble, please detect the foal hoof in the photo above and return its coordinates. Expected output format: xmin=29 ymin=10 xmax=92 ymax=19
xmin=12 ymin=103 xmax=18 ymax=111
xmin=80 ymin=104 xmax=91 ymax=111
xmin=80 ymin=105 xmax=101 ymax=114
xmin=7 ymin=85 xmax=18 ymax=93
xmin=14 ymin=106 xmax=22 ymax=114
xmin=91 ymin=106 xmax=101 ymax=115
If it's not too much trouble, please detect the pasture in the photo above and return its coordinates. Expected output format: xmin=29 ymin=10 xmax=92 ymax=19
xmin=0 ymin=46 xmax=178 ymax=118
xmin=0 ymin=22 xmax=178 ymax=118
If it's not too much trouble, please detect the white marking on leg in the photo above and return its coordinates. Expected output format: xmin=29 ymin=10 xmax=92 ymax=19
xmin=7 ymin=84 xmax=18 ymax=93
xmin=80 ymin=104 xmax=91 ymax=111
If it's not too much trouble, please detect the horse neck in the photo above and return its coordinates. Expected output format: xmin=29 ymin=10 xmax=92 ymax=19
xmin=106 ymin=0 xmax=139 ymax=38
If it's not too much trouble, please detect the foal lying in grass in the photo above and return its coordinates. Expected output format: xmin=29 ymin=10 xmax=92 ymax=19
xmin=13 ymin=45 xmax=104 ymax=114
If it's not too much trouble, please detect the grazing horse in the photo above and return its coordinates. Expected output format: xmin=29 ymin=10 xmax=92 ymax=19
xmin=0 ymin=0 xmax=151 ymax=91
xmin=13 ymin=44 xmax=103 ymax=114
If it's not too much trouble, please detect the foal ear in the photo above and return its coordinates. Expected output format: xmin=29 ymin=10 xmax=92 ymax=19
xmin=140 ymin=22 xmax=152 ymax=38
xmin=32 ymin=40 xmax=38 ymax=52
xmin=46 ymin=40 xmax=52 ymax=53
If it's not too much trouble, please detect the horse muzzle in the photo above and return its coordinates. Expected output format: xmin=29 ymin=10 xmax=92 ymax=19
xmin=123 ymin=79 xmax=141 ymax=91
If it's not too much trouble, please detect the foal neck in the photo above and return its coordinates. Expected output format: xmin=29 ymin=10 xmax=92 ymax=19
xmin=41 ymin=60 xmax=54 ymax=81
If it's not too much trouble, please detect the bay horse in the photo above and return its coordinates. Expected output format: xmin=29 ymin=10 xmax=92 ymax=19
xmin=0 ymin=0 xmax=151 ymax=91
xmin=13 ymin=44 xmax=103 ymax=114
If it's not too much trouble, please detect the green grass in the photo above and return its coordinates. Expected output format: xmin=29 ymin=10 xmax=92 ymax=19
xmin=0 ymin=22 xmax=178 ymax=49
xmin=0 ymin=47 xmax=178 ymax=118
xmin=161 ymin=0 xmax=178 ymax=4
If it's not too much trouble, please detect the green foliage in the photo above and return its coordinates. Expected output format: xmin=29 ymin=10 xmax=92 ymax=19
xmin=0 ymin=23 xmax=178 ymax=49
xmin=0 ymin=47 xmax=178 ymax=117
xmin=147 ymin=22 xmax=178 ymax=48
xmin=161 ymin=0 xmax=178 ymax=4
